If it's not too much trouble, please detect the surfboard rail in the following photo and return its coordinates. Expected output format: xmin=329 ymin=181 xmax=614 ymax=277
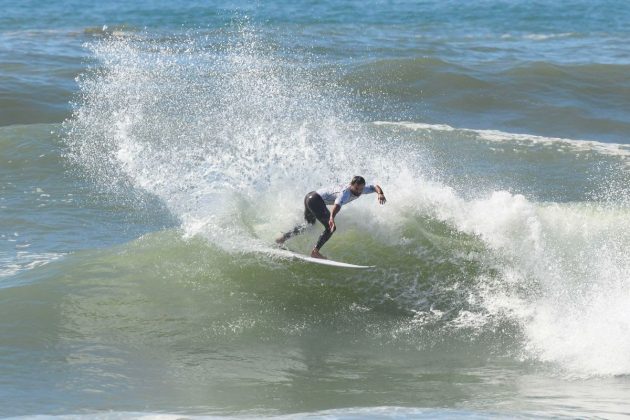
xmin=272 ymin=248 xmax=375 ymax=269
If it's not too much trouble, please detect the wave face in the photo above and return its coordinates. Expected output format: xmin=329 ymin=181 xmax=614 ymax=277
xmin=60 ymin=28 xmax=630 ymax=384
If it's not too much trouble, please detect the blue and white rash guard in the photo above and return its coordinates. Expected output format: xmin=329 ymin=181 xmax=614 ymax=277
xmin=316 ymin=183 xmax=377 ymax=207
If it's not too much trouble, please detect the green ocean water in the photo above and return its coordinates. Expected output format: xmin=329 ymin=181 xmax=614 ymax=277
xmin=1 ymin=1 xmax=630 ymax=418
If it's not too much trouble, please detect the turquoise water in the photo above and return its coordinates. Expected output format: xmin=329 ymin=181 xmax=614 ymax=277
xmin=1 ymin=1 xmax=630 ymax=418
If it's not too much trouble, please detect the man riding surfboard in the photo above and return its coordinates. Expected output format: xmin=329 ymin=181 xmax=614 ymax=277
xmin=276 ymin=176 xmax=386 ymax=259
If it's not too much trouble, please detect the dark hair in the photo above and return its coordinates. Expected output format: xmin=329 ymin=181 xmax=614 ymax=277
xmin=350 ymin=175 xmax=366 ymax=186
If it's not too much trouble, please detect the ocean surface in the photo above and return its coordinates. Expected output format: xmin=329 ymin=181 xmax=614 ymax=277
xmin=1 ymin=0 xmax=630 ymax=418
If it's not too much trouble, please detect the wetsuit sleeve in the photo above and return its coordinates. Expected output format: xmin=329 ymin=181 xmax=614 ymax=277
xmin=334 ymin=189 xmax=351 ymax=207
xmin=363 ymin=184 xmax=377 ymax=194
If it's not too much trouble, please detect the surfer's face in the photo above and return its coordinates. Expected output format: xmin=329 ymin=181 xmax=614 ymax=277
xmin=350 ymin=183 xmax=365 ymax=196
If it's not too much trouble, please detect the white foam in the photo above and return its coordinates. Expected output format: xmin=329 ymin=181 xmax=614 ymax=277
xmin=0 ymin=251 xmax=64 ymax=280
xmin=373 ymin=121 xmax=630 ymax=158
xmin=499 ymin=32 xmax=578 ymax=41
xmin=389 ymin=181 xmax=630 ymax=377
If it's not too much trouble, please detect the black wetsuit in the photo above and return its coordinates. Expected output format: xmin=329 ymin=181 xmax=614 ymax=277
xmin=280 ymin=191 xmax=334 ymax=250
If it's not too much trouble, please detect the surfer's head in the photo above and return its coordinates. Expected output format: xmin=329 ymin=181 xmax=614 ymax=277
xmin=350 ymin=175 xmax=366 ymax=196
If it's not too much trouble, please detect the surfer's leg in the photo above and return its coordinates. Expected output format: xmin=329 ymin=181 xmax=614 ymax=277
xmin=312 ymin=224 xmax=332 ymax=259
xmin=305 ymin=193 xmax=333 ymax=253
xmin=276 ymin=223 xmax=309 ymax=244
xmin=303 ymin=192 xmax=318 ymax=225
xmin=275 ymin=192 xmax=317 ymax=244
xmin=315 ymin=229 xmax=332 ymax=250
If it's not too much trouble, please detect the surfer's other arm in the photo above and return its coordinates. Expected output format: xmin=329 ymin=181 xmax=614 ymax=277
xmin=374 ymin=184 xmax=386 ymax=204
xmin=328 ymin=204 xmax=340 ymax=232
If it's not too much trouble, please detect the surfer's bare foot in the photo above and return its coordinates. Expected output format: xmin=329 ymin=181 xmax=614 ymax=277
xmin=311 ymin=249 xmax=327 ymax=259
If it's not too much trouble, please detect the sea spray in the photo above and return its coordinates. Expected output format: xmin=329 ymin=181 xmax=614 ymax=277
xmin=64 ymin=27 xmax=429 ymax=248
xmin=64 ymin=27 xmax=630 ymax=378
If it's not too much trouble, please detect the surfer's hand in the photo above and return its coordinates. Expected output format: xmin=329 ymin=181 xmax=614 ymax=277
xmin=328 ymin=218 xmax=336 ymax=232
xmin=378 ymin=193 xmax=387 ymax=204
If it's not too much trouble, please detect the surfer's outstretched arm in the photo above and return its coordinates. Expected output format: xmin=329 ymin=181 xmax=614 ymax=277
xmin=374 ymin=185 xmax=386 ymax=204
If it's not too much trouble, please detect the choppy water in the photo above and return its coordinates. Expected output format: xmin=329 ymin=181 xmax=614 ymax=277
xmin=1 ymin=1 xmax=630 ymax=418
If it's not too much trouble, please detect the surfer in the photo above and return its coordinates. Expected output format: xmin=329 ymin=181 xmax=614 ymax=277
xmin=276 ymin=176 xmax=386 ymax=259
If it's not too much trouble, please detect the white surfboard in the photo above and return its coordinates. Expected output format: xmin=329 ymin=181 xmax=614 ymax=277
xmin=274 ymin=249 xmax=374 ymax=269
